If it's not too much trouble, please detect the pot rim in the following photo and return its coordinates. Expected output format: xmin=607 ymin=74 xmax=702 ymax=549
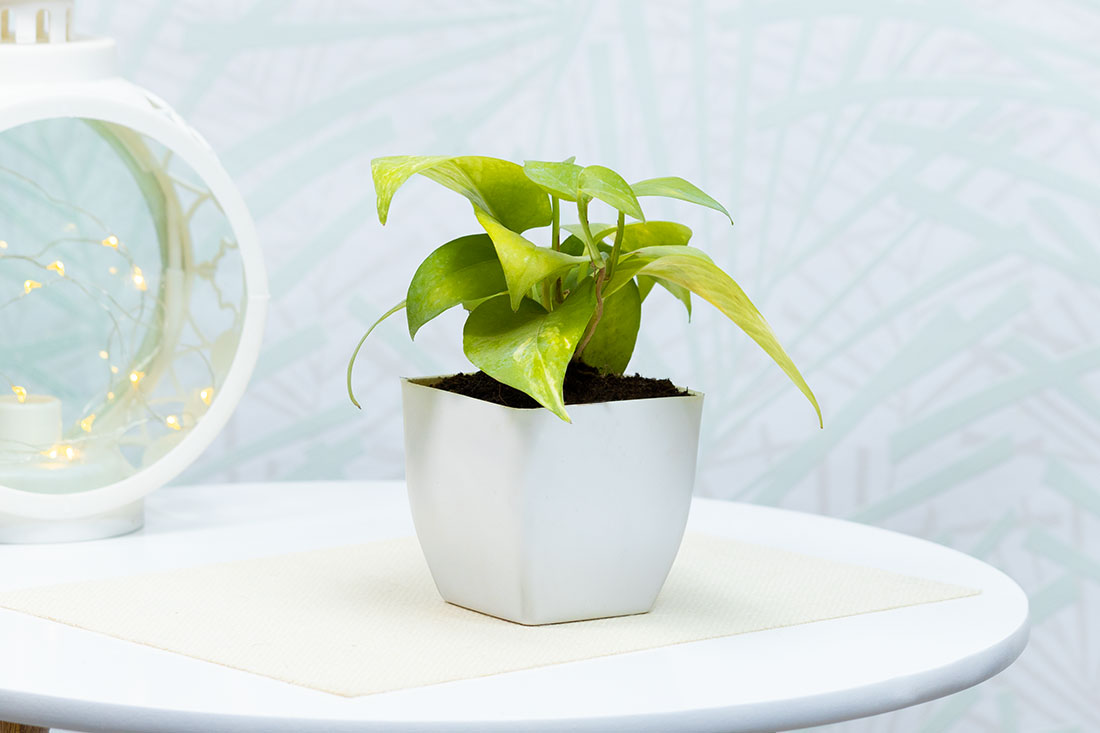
xmin=401 ymin=374 xmax=704 ymax=415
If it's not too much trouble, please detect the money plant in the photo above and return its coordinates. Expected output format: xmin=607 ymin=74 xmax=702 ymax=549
xmin=348 ymin=156 xmax=821 ymax=426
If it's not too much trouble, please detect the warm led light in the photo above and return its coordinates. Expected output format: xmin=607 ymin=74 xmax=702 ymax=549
xmin=108 ymin=266 xmax=118 ymax=275
xmin=110 ymin=365 xmax=119 ymax=374
xmin=107 ymin=391 xmax=116 ymax=400
xmin=102 ymin=235 xmax=120 ymax=249
xmin=0 ymin=240 xmax=7 ymax=249
xmin=131 ymin=266 xmax=147 ymax=291
xmin=99 ymin=350 xmax=109 ymax=360
xmin=165 ymin=415 xmax=182 ymax=431
xmin=129 ymin=370 xmax=145 ymax=387
xmin=11 ymin=386 xmax=27 ymax=403
xmin=43 ymin=445 xmax=80 ymax=462
xmin=199 ymin=387 xmax=214 ymax=406
xmin=46 ymin=260 xmax=65 ymax=277
xmin=80 ymin=414 xmax=96 ymax=432
xmin=23 ymin=279 xmax=41 ymax=294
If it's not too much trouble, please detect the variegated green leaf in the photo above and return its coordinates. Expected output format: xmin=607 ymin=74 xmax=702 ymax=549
xmin=591 ymin=221 xmax=693 ymax=251
xmin=562 ymin=222 xmax=612 ymax=242
xmin=578 ymin=165 xmax=645 ymax=221
xmin=372 ymin=155 xmax=552 ymax=232
xmin=631 ymin=176 xmax=733 ymax=224
xmin=406 ymin=234 xmax=506 ymax=338
xmin=579 ymin=279 xmax=642 ymax=374
xmin=523 ymin=159 xmax=583 ymax=201
xmin=474 ymin=207 xmax=587 ymax=311
xmin=463 ymin=282 xmax=597 ymax=422
xmin=605 ymin=245 xmax=715 ymax=295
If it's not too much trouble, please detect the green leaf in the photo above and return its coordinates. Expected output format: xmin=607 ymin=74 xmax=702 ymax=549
xmin=591 ymin=221 xmax=693 ymax=251
xmin=631 ymin=177 xmax=733 ymax=224
xmin=463 ymin=282 xmax=597 ymax=422
xmin=562 ymin=223 xmax=612 ymax=242
xmin=406 ymin=234 xmax=507 ymax=338
xmin=475 ymin=207 xmax=587 ymax=311
xmin=578 ymin=165 xmax=645 ymax=221
xmin=631 ymin=255 xmax=822 ymax=427
xmin=559 ymin=234 xmax=588 ymax=257
xmin=579 ymin=279 xmax=642 ymax=374
xmin=605 ymin=245 xmax=715 ymax=295
xmin=372 ymin=155 xmax=552 ymax=232
xmin=347 ymin=300 xmax=406 ymax=409
xmin=523 ymin=159 xmax=583 ymax=201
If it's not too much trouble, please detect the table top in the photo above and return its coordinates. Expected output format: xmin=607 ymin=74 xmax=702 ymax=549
xmin=0 ymin=481 xmax=1028 ymax=733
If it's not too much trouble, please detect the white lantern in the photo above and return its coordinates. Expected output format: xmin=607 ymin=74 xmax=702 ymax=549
xmin=0 ymin=0 xmax=268 ymax=542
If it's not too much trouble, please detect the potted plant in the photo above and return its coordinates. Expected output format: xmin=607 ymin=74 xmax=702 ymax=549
xmin=349 ymin=156 xmax=821 ymax=625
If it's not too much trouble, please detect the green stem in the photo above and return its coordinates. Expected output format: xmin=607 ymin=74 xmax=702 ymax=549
xmin=576 ymin=197 xmax=603 ymax=264
xmin=607 ymin=210 xmax=625 ymax=280
xmin=551 ymin=197 xmax=560 ymax=251
xmin=574 ymin=267 xmax=607 ymax=361
xmin=551 ymin=196 xmax=564 ymax=304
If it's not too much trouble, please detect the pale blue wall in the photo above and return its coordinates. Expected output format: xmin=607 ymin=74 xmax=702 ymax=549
xmin=79 ymin=1 xmax=1099 ymax=730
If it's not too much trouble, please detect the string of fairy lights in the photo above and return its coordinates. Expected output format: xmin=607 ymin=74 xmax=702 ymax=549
xmin=0 ymin=160 xmax=224 ymax=469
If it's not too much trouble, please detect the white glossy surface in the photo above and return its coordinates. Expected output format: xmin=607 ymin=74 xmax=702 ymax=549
xmin=0 ymin=481 xmax=1028 ymax=733
xmin=403 ymin=379 xmax=704 ymax=624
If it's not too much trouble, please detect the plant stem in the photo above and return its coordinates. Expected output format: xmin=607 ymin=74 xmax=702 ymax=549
xmin=551 ymin=196 xmax=564 ymax=304
xmin=607 ymin=210 xmax=625 ymax=280
xmin=576 ymin=197 xmax=603 ymax=264
xmin=574 ymin=266 xmax=607 ymax=361
xmin=551 ymin=197 xmax=560 ymax=251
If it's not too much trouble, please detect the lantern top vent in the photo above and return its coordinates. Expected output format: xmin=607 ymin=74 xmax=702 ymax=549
xmin=0 ymin=0 xmax=115 ymax=83
xmin=1 ymin=0 xmax=73 ymax=45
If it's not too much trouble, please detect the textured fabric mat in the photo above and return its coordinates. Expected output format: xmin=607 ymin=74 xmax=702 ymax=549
xmin=0 ymin=533 xmax=978 ymax=697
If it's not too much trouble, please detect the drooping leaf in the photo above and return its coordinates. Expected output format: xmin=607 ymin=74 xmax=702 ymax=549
xmin=630 ymin=255 xmax=821 ymax=426
xmin=631 ymin=177 xmax=733 ymax=224
xmin=406 ymin=234 xmax=506 ymax=338
xmin=463 ymin=282 xmax=597 ymax=422
xmin=372 ymin=155 xmax=551 ymax=232
xmin=578 ymin=165 xmax=645 ymax=221
xmin=474 ymin=207 xmax=587 ymax=311
xmin=579 ymin=279 xmax=642 ymax=374
xmin=605 ymin=245 xmax=715 ymax=295
xmin=346 ymin=300 xmax=406 ymax=409
xmin=523 ymin=159 xmax=583 ymax=201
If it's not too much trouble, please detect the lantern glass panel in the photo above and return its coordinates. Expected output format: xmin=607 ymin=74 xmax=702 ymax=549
xmin=0 ymin=117 xmax=245 ymax=494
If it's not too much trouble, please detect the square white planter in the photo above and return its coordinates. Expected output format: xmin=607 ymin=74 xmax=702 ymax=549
xmin=402 ymin=376 xmax=704 ymax=625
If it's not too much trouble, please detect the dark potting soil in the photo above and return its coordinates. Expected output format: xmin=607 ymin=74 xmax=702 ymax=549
xmin=429 ymin=362 xmax=690 ymax=409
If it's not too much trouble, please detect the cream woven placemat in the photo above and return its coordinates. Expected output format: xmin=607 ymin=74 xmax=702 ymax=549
xmin=0 ymin=533 xmax=977 ymax=697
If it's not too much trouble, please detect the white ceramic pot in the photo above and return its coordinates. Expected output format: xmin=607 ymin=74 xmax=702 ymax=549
xmin=401 ymin=376 xmax=704 ymax=625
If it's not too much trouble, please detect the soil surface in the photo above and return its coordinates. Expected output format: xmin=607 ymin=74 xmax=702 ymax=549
xmin=429 ymin=362 xmax=689 ymax=408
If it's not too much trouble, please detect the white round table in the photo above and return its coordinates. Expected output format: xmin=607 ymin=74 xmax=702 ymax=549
xmin=0 ymin=481 xmax=1028 ymax=733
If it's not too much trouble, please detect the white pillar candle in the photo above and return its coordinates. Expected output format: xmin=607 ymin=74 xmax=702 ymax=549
xmin=0 ymin=393 xmax=62 ymax=447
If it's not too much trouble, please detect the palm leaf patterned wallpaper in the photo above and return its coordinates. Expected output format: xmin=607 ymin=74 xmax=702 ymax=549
xmin=75 ymin=1 xmax=1099 ymax=729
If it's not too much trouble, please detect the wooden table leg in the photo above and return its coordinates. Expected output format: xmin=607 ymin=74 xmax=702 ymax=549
xmin=0 ymin=722 xmax=48 ymax=733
